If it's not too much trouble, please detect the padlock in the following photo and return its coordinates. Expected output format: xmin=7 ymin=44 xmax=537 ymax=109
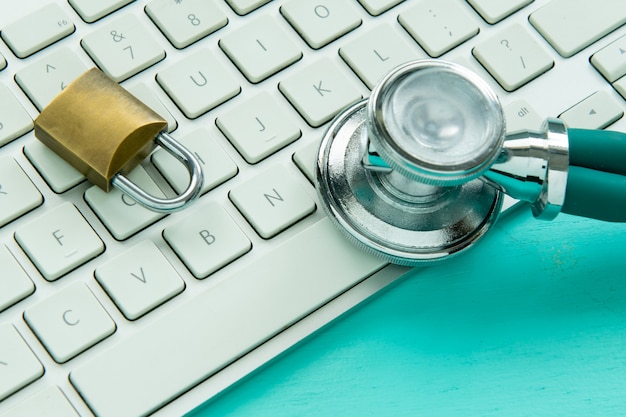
xmin=34 ymin=67 xmax=203 ymax=213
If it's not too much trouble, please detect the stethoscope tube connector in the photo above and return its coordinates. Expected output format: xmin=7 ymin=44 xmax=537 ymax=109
xmin=482 ymin=118 xmax=569 ymax=220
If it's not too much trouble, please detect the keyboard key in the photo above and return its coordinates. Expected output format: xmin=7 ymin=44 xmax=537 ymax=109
xmin=23 ymin=140 xmax=86 ymax=194
xmin=70 ymin=218 xmax=385 ymax=417
xmin=293 ymin=136 xmax=322 ymax=183
xmin=0 ymin=324 xmax=44 ymax=401
xmin=503 ymin=99 xmax=543 ymax=133
xmin=24 ymin=283 xmax=116 ymax=363
xmin=69 ymin=0 xmax=135 ymax=23
xmin=1 ymin=386 xmax=80 ymax=417
xmin=466 ymin=0 xmax=534 ymax=24
xmin=591 ymin=35 xmax=626 ymax=83
xmin=0 ymin=4 xmax=75 ymax=58
xmin=157 ymin=49 xmax=241 ymax=119
xmin=146 ymin=0 xmax=228 ymax=49
xmin=356 ymin=0 xmax=405 ymax=16
xmin=0 ymin=84 xmax=33 ymax=146
xmin=559 ymin=91 xmax=624 ymax=129
xmin=225 ymin=0 xmax=271 ymax=15
xmin=529 ymin=0 xmax=626 ymax=58
xmin=614 ymin=76 xmax=626 ymax=99
xmin=14 ymin=203 xmax=104 ymax=281
xmin=0 ymin=157 xmax=43 ymax=228
xmin=125 ymin=83 xmax=177 ymax=133
xmin=280 ymin=0 xmax=362 ymax=49
xmin=279 ymin=57 xmax=362 ymax=127
xmin=152 ymin=128 xmax=238 ymax=195
xmin=0 ymin=51 xmax=6 ymax=70
xmin=473 ymin=23 xmax=554 ymax=91
xmin=81 ymin=14 xmax=166 ymax=82
xmin=84 ymin=166 xmax=166 ymax=241
xmin=216 ymin=91 xmax=302 ymax=163
xmin=15 ymin=48 xmax=87 ymax=111
xmin=163 ymin=202 xmax=252 ymax=278
xmin=95 ymin=241 xmax=185 ymax=320
xmin=398 ymin=0 xmax=479 ymax=58
xmin=229 ymin=165 xmax=316 ymax=238
xmin=339 ymin=24 xmax=421 ymax=89
xmin=219 ymin=15 xmax=302 ymax=83
xmin=0 ymin=245 xmax=35 ymax=312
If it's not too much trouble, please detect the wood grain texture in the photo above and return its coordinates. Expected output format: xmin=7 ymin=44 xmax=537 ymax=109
xmin=188 ymin=206 xmax=626 ymax=417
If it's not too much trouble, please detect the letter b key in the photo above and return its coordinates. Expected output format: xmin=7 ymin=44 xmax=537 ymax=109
xmin=34 ymin=68 xmax=203 ymax=212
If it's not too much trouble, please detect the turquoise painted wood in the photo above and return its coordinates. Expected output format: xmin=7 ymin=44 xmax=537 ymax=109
xmin=187 ymin=206 xmax=626 ymax=416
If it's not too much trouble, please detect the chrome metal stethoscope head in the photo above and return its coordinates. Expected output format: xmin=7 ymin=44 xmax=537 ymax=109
xmin=316 ymin=60 xmax=506 ymax=264
xmin=367 ymin=60 xmax=506 ymax=186
xmin=317 ymin=59 xmax=626 ymax=265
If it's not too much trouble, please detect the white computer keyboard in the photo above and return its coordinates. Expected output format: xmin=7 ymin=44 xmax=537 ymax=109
xmin=0 ymin=0 xmax=625 ymax=416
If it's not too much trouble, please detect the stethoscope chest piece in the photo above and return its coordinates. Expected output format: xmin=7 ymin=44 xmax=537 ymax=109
xmin=318 ymin=59 xmax=626 ymax=265
xmin=317 ymin=60 xmax=509 ymax=264
xmin=317 ymin=98 xmax=503 ymax=265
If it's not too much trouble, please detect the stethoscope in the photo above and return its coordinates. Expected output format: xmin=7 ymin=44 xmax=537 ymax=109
xmin=316 ymin=60 xmax=626 ymax=265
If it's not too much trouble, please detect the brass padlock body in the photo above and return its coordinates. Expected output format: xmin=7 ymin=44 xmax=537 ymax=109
xmin=34 ymin=68 xmax=167 ymax=191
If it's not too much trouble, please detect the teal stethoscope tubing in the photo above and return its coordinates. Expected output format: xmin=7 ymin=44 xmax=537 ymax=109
xmin=563 ymin=129 xmax=626 ymax=222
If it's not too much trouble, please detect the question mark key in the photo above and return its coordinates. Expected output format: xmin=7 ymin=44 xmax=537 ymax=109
xmin=472 ymin=23 xmax=554 ymax=91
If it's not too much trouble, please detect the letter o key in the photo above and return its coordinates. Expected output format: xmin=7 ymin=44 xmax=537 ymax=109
xmin=314 ymin=5 xmax=330 ymax=18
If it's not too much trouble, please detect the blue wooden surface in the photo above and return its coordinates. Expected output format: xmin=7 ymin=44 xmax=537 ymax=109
xmin=187 ymin=206 xmax=626 ymax=417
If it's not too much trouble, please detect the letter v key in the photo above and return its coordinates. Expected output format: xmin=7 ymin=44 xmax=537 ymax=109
xmin=95 ymin=241 xmax=185 ymax=320
xmin=131 ymin=267 xmax=147 ymax=283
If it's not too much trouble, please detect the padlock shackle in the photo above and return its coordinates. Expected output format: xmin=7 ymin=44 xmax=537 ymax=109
xmin=112 ymin=132 xmax=203 ymax=213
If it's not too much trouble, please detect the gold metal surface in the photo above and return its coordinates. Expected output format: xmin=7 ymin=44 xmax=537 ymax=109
xmin=34 ymin=67 xmax=167 ymax=191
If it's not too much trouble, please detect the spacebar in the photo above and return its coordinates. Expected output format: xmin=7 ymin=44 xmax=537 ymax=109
xmin=70 ymin=218 xmax=385 ymax=417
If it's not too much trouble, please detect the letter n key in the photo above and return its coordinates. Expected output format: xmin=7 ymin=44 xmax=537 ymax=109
xmin=229 ymin=165 xmax=316 ymax=238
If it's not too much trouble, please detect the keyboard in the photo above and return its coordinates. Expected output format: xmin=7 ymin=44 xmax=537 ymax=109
xmin=0 ymin=0 xmax=624 ymax=416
